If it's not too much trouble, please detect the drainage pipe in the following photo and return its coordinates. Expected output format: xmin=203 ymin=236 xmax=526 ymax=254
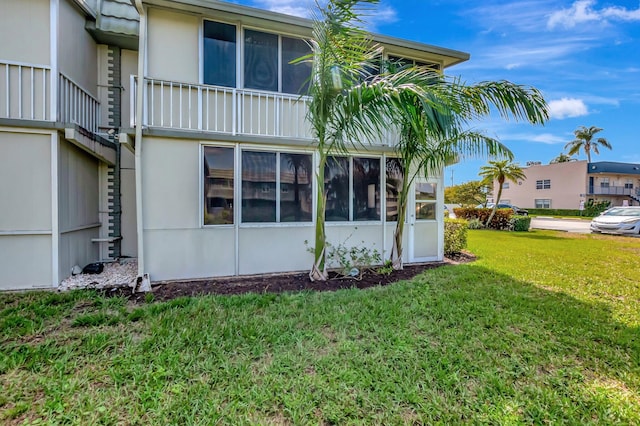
xmin=133 ymin=0 xmax=150 ymax=291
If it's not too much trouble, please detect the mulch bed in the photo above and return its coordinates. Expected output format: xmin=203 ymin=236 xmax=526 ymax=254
xmin=102 ymin=252 xmax=476 ymax=304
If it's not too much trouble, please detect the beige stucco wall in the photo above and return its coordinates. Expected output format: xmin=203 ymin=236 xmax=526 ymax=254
xmin=498 ymin=161 xmax=588 ymax=209
xmin=0 ymin=130 xmax=53 ymax=289
xmin=0 ymin=131 xmax=52 ymax=230
xmin=0 ymin=0 xmax=50 ymax=65
xmin=121 ymin=148 xmax=138 ymax=257
xmin=147 ymin=8 xmax=199 ymax=83
xmin=58 ymin=139 xmax=101 ymax=279
xmin=58 ymin=0 xmax=98 ymax=97
xmin=139 ymin=136 xmax=436 ymax=281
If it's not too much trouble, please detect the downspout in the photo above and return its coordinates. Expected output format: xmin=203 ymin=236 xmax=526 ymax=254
xmin=133 ymin=0 xmax=150 ymax=291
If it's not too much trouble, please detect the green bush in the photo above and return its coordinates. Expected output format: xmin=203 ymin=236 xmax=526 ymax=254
xmin=444 ymin=218 xmax=468 ymax=255
xmin=467 ymin=218 xmax=484 ymax=229
xmin=511 ymin=215 xmax=531 ymax=232
xmin=583 ymin=200 xmax=611 ymax=217
xmin=453 ymin=207 xmax=513 ymax=230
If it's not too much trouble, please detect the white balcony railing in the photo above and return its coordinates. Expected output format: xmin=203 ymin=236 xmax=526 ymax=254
xmin=131 ymin=76 xmax=313 ymax=140
xmin=0 ymin=61 xmax=52 ymax=121
xmin=58 ymin=73 xmax=100 ymax=134
xmin=1 ymin=61 xmax=101 ymax=133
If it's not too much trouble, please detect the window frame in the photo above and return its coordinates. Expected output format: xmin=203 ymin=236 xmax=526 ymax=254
xmin=535 ymin=199 xmax=552 ymax=209
xmin=240 ymin=148 xmax=315 ymax=225
xmin=414 ymin=180 xmax=438 ymax=221
xmin=325 ymin=155 xmax=383 ymax=223
xmin=201 ymin=19 xmax=312 ymax=95
xmin=201 ymin=143 xmax=237 ymax=228
xmin=536 ymin=179 xmax=551 ymax=190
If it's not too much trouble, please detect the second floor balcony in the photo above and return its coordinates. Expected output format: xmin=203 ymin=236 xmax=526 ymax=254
xmin=131 ymin=76 xmax=312 ymax=140
xmin=130 ymin=76 xmax=400 ymax=147
xmin=1 ymin=60 xmax=100 ymax=134
xmin=588 ymin=185 xmax=640 ymax=197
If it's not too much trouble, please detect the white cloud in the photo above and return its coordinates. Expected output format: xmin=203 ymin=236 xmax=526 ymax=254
xmin=252 ymin=0 xmax=315 ymax=18
xmin=548 ymin=0 xmax=640 ymax=29
xmin=249 ymin=0 xmax=398 ymax=27
xmin=547 ymin=98 xmax=589 ymax=119
xmin=502 ymin=132 xmax=567 ymax=144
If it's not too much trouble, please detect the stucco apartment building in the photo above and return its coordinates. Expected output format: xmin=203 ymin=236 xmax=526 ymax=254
xmin=495 ymin=160 xmax=640 ymax=210
xmin=1 ymin=0 xmax=469 ymax=290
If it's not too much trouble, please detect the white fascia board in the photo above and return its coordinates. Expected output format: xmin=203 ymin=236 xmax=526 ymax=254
xmin=140 ymin=0 xmax=469 ymax=65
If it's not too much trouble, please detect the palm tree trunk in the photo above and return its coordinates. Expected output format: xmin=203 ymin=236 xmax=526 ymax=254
xmin=485 ymin=185 xmax=503 ymax=227
xmin=310 ymin=153 xmax=328 ymax=281
xmin=391 ymin=175 xmax=409 ymax=270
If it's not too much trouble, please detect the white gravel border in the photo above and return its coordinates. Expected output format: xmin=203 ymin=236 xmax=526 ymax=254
xmin=59 ymin=259 xmax=138 ymax=291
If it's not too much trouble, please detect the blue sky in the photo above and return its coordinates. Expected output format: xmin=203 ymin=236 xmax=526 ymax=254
xmin=233 ymin=0 xmax=639 ymax=184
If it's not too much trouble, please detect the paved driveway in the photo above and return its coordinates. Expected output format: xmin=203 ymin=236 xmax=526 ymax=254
xmin=530 ymin=217 xmax=592 ymax=233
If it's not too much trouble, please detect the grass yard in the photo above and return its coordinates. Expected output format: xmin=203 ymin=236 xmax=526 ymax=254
xmin=1 ymin=230 xmax=639 ymax=425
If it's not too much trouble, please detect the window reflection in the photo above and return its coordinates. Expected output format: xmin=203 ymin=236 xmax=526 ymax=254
xmin=280 ymin=153 xmax=312 ymax=222
xmin=385 ymin=158 xmax=403 ymax=221
xmin=353 ymin=157 xmax=380 ymax=221
xmin=244 ymin=30 xmax=278 ymax=92
xmin=415 ymin=182 xmax=437 ymax=220
xmin=203 ymin=146 xmax=234 ymax=225
xmin=242 ymin=151 xmax=276 ymax=222
xmin=325 ymin=157 xmax=350 ymax=221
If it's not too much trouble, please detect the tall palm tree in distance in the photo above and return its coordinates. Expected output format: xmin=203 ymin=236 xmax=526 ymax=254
xmin=479 ymin=160 xmax=526 ymax=226
xmin=565 ymin=126 xmax=611 ymax=163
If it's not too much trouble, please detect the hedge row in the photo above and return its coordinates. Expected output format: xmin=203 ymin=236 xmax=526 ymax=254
xmin=453 ymin=208 xmax=513 ymax=230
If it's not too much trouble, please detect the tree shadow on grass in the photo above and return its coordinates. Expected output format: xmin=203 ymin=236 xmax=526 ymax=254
xmin=397 ymin=263 xmax=640 ymax=423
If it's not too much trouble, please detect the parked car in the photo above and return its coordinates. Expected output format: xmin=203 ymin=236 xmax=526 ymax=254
xmin=590 ymin=206 xmax=640 ymax=235
xmin=477 ymin=203 xmax=529 ymax=216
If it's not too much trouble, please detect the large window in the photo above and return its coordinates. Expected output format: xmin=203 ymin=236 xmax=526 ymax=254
xmin=244 ymin=29 xmax=311 ymax=94
xmin=203 ymin=21 xmax=236 ymax=87
xmin=280 ymin=153 xmax=313 ymax=222
xmin=536 ymin=179 xmax=551 ymax=190
xmin=353 ymin=157 xmax=381 ymax=221
xmin=282 ymin=37 xmax=311 ymax=94
xmin=241 ymin=150 xmax=313 ymax=223
xmin=535 ymin=199 xmax=551 ymax=208
xmin=600 ymin=178 xmax=610 ymax=188
xmin=415 ymin=182 xmax=437 ymax=220
xmin=325 ymin=157 xmax=350 ymax=221
xmin=203 ymin=146 xmax=235 ymax=225
xmin=244 ymin=29 xmax=279 ymax=92
xmin=325 ymin=156 xmax=381 ymax=221
xmin=385 ymin=158 xmax=404 ymax=221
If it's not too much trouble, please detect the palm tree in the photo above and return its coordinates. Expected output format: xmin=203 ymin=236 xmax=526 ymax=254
xmin=303 ymin=0 xmax=463 ymax=280
xmin=479 ymin=160 xmax=526 ymax=226
xmin=565 ymin=126 xmax=611 ymax=163
xmin=550 ymin=152 xmax=575 ymax=163
xmin=386 ymin=69 xmax=547 ymax=269
xmin=303 ymin=0 xmax=548 ymax=279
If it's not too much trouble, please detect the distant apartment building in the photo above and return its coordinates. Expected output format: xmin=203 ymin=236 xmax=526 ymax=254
xmin=494 ymin=160 xmax=640 ymax=209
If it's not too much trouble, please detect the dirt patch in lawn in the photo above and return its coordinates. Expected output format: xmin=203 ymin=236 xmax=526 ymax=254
xmin=100 ymin=252 xmax=476 ymax=304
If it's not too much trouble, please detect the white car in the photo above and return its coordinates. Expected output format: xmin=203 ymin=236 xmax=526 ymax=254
xmin=590 ymin=206 xmax=640 ymax=235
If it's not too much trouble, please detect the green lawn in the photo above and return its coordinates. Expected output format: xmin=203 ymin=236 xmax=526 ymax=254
xmin=1 ymin=230 xmax=639 ymax=425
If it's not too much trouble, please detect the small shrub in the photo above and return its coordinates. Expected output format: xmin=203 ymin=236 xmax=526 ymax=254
xmin=444 ymin=218 xmax=468 ymax=255
xmin=467 ymin=218 xmax=484 ymax=229
xmin=377 ymin=260 xmax=394 ymax=276
xmin=511 ymin=215 xmax=531 ymax=232
xmin=583 ymin=200 xmax=611 ymax=217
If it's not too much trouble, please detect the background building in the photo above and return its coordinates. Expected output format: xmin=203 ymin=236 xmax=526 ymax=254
xmin=495 ymin=160 xmax=640 ymax=209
